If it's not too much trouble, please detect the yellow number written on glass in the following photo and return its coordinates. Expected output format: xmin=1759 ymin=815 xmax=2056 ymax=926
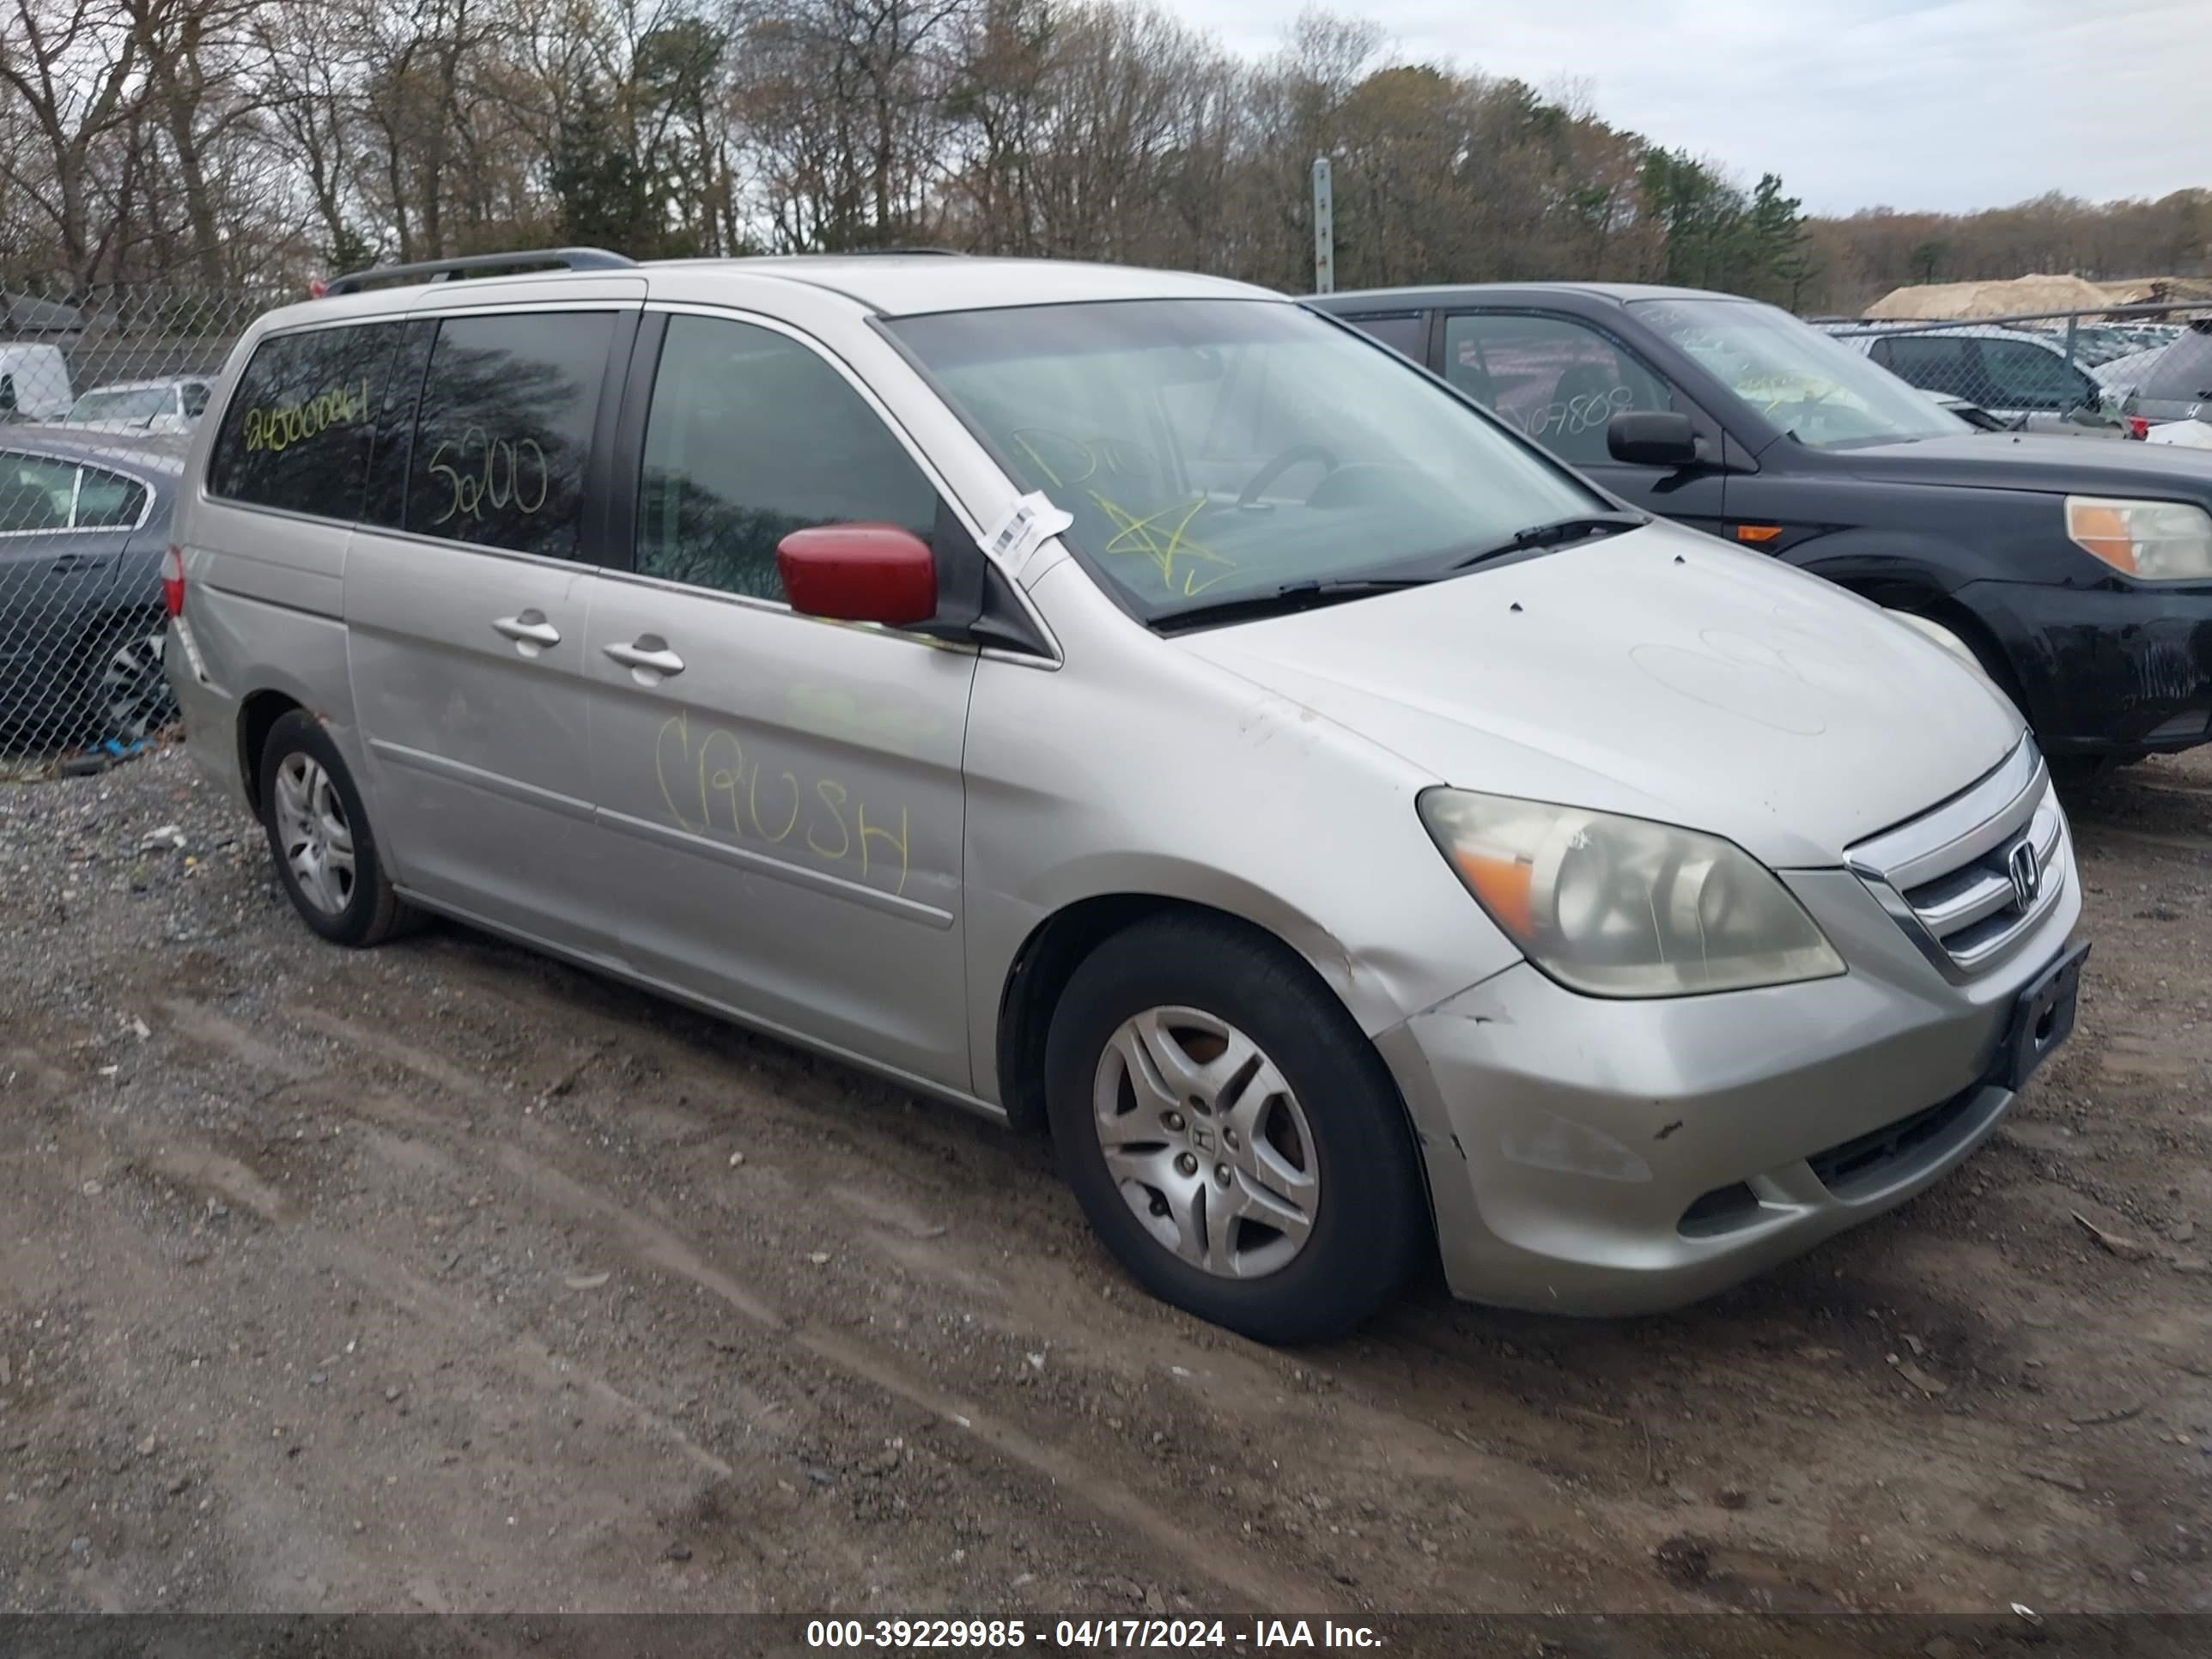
xmin=424 ymin=426 xmax=550 ymax=526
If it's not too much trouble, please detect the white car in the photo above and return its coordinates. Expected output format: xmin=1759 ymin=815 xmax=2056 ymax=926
xmin=64 ymin=378 xmax=215 ymax=436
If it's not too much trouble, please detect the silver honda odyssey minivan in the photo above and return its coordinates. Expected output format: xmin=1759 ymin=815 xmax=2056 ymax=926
xmin=164 ymin=250 xmax=2086 ymax=1342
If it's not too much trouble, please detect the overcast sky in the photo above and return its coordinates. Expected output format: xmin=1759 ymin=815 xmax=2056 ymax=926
xmin=1173 ymin=0 xmax=2212 ymax=215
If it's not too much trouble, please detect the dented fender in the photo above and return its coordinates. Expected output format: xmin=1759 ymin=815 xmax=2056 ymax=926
xmin=1957 ymin=577 xmax=2212 ymax=755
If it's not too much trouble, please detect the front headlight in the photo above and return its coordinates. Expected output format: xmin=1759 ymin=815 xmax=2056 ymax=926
xmin=1418 ymin=790 xmax=1845 ymax=998
xmin=2065 ymin=496 xmax=2212 ymax=580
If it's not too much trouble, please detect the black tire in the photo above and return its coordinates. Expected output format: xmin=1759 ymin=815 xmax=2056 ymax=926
xmin=256 ymin=709 xmax=416 ymax=946
xmin=78 ymin=615 xmax=178 ymax=744
xmin=1043 ymin=912 xmax=1425 ymax=1345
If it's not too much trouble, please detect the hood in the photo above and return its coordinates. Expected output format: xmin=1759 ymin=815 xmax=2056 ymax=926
xmin=1836 ymin=431 xmax=2212 ymax=499
xmin=1176 ymin=523 xmax=2022 ymax=869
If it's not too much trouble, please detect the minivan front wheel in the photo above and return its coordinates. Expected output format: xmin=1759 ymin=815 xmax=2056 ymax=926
xmin=1044 ymin=915 xmax=1423 ymax=1344
xmin=257 ymin=710 xmax=415 ymax=946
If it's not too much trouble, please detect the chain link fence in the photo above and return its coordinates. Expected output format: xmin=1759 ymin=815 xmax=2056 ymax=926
xmin=2 ymin=287 xmax=283 ymax=775
xmin=1812 ymin=301 xmax=2212 ymax=441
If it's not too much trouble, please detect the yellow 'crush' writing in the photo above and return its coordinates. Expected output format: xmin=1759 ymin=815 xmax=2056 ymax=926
xmin=653 ymin=712 xmax=913 ymax=897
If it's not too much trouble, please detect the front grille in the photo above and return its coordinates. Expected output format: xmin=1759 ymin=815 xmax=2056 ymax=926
xmin=1805 ymin=1087 xmax=1982 ymax=1199
xmin=1846 ymin=739 xmax=2065 ymax=981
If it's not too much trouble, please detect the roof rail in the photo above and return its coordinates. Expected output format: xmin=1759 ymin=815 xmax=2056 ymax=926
xmin=321 ymin=247 xmax=638 ymax=297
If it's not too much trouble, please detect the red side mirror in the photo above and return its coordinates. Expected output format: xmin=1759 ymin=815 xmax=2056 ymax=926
xmin=776 ymin=523 xmax=937 ymax=627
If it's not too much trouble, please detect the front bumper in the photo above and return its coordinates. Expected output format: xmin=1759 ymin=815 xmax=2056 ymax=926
xmin=1963 ymin=577 xmax=2212 ymax=757
xmin=1377 ymin=856 xmax=2081 ymax=1316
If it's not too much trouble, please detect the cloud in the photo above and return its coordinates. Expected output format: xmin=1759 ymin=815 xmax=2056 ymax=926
xmin=1170 ymin=0 xmax=2212 ymax=213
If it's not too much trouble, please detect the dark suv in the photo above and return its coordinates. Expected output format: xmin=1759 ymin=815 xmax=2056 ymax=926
xmin=1309 ymin=283 xmax=2212 ymax=778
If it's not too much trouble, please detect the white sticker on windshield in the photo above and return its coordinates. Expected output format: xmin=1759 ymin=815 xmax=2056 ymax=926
xmin=981 ymin=490 xmax=1073 ymax=575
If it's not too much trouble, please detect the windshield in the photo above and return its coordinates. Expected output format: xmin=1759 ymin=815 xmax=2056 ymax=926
xmin=1635 ymin=299 xmax=1968 ymax=449
xmin=69 ymin=386 xmax=172 ymax=424
xmin=887 ymin=300 xmax=1604 ymax=619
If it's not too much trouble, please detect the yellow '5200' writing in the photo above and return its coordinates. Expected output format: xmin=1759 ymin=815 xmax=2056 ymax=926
xmin=241 ymin=378 xmax=372 ymax=453
xmin=654 ymin=713 xmax=913 ymax=897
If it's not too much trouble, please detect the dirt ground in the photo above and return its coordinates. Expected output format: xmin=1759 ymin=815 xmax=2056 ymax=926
xmin=0 ymin=740 xmax=2207 ymax=1620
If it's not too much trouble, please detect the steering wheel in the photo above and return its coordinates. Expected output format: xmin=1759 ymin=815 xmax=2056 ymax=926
xmin=1237 ymin=443 xmax=1340 ymax=508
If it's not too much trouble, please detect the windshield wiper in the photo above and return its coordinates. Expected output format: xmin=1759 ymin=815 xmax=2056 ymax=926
xmin=1446 ymin=512 xmax=1646 ymax=570
xmin=1157 ymin=576 xmax=1432 ymax=631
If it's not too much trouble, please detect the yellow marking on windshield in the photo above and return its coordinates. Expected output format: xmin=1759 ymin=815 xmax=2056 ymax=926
xmin=1011 ymin=431 xmax=1066 ymax=490
xmin=1090 ymin=490 xmax=1237 ymax=596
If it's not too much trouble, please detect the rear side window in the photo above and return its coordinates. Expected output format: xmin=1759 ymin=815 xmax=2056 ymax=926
xmin=1340 ymin=313 xmax=1427 ymax=362
xmin=208 ymin=323 xmax=398 ymax=518
xmin=2141 ymin=328 xmax=2212 ymax=404
xmin=1872 ymin=334 xmax=1978 ymax=397
xmin=405 ymin=311 xmax=615 ymax=558
xmin=74 ymin=465 xmax=149 ymax=528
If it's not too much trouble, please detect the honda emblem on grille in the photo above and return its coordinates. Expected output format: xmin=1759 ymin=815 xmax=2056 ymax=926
xmin=2006 ymin=837 xmax=2041 ymax=908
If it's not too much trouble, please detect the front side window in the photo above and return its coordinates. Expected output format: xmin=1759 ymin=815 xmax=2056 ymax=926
xmin=1444 ymin=313 xmax=1674 ymax=465
xmin=888 ymin=299 xmax=1601 ymax=621
xmin=0 ymin=453 xmax=76 ymax=532
xmin=635 ymin=315 xmax=936 ymax=601
xmin=1636 ymin=298 xmax=1966 ymax=449
xmin=405 ymin=311 xmax=615 ymax=558
xmin=208 ymin=323 xmax=399 ymax=518
xmin=1340 ymin=313 xmax=1427 ymax=362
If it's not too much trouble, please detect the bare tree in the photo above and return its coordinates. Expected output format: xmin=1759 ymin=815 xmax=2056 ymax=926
xmin=0 ymin=0 xmax=142 ymax=288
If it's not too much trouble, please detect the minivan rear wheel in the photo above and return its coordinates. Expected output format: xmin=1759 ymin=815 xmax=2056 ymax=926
xmin=1043 ymin=914 xmax=1424 ymax=1344
xmin=257 ymin=710 xmax=416 ymax=946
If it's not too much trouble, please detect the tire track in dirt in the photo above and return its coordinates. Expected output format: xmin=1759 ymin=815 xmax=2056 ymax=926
xmin=285 ymin=965 xmax=1616 ymax=1603
xmin=158 ymin=993 xmax=1336 ymax=1614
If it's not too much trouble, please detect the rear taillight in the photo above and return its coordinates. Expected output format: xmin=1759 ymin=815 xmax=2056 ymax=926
xmin=161 ymin=544 xmax=185 ymax=617
xmin=2125 ymin=416 xmax=2150 ymax=441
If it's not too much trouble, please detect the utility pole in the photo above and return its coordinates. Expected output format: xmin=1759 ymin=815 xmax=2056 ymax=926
xmin=1311 ymin=157 xmax=1334 ymax=295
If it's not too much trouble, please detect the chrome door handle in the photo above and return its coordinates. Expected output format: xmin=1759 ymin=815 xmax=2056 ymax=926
xmin=493 ymin=612 xmax=562 ymax=647
xmin=604 ymin=638 xmax=685 ymax=678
